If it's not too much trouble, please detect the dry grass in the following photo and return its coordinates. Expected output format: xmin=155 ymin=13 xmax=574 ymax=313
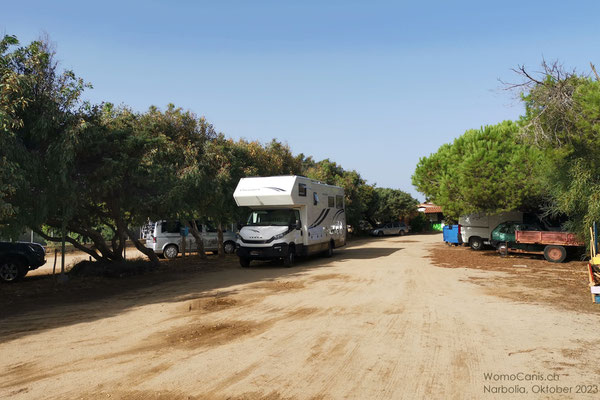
xmin=427 ymin=243 xmax=598 ymax=314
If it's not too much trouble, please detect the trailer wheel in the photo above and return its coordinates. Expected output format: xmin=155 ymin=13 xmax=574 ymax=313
xmin=544 ymin=245 xmax=567 ymax=263
xmin=377 ymin=231 xmax=384 ymax=237
xmin=469 ymin=237 xmax=483 ymax=251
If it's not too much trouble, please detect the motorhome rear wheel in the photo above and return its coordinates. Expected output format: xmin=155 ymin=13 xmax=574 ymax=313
xmin=325 ymin=241 xmax=333 ymax=257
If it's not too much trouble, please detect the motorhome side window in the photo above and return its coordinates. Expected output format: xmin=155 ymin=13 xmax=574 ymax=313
xmin=313 ymin=192 xmax=319 ymax=205
xmin=328 ymin=196 xmax=334 ymax=208
xmin=162 ymin=220 xmax=181 ymax=233
xmin=336 ymin=195 xmax=343 ymax=209
xmin=298 ymin=183 xmax=307 ymax=197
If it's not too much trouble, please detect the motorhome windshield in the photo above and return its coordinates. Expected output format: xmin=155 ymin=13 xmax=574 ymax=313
xmin=246 ymin=209 xmax=299 ymax=227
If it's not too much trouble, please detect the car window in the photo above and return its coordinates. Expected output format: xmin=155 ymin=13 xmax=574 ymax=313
xmin=294 ymin=210 xmax=301 ymax=225
xmin=204 ymin=223 xmax=217 ymax=233
xmin=161 ymin=220 xmax=181 ymax=234
xmin=499 ymin=223 xmax=513 ymax=234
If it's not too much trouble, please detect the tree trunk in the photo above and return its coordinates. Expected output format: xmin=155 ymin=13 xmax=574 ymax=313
xmin=112 ymin=217 xmax=129 ymax=262
xmin=366 ymin=217 xmax=378 ymax=230
xmin=180 ymin=232 xmax=186 ymax=257
xmin=34 ymin=228 xmax=104 ymax=261
xmin=188 ymin=220 xmax=206 ymax=259
xmin=125 ymin=226 xmax=160 ymax=266
xmin=217 ymin=221 xmax=224 ymax=258
xmin=67 ymin=223 xmax=120 ymax=261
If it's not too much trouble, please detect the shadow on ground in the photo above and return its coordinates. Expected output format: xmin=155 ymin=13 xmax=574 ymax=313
xmin=0 ymin=239 xmax=402 ymax=341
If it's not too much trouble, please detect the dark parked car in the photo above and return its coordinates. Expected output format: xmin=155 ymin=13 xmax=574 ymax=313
xmin=490 ymin=221 xmax=544 ymax=249
xmin=0 ymin=242 xmax=46 ymax=282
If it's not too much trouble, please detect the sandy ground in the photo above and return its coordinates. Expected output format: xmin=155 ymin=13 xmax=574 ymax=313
xmin=1 ymin=234 xmax=600 ymax=399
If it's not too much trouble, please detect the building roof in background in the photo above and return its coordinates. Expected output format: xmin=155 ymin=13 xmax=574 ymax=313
xmin=418 ymin=203 xmax=443 ymax=214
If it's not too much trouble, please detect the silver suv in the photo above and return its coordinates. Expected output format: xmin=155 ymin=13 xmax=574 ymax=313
xmin=144 ymin=220 xmax=237 ymax=259
xmin=371 ymin=222 xmax=410 ymax=237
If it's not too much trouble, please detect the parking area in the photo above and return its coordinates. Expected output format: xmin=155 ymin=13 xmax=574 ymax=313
xmin=1 ymin=234 xmax=599 ymax=399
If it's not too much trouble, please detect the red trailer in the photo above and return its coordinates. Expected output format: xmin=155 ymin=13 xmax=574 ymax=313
xmin=513 ymin=230 xmax=584 ymax=263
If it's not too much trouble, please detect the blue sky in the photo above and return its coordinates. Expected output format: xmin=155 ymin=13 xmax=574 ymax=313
xmin=3 ymin=1 xmax=600 ymax=199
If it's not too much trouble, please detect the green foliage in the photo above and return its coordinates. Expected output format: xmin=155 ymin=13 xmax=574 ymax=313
xmin=0 ymin=34 xmax=90 ymax=237
xmin=520 ymin=73 xmax=590 ymax=148
xmin=0 ymin=33 xmax=213 ymax=263
xmin=1 ymin=33 xmax=418 ymax=265
xmin=302 ymin=158 xmax=369 ymax=227
xmin=520 ymin=73 xmax=600 ymax=240
xmin=412 ymin=121 xmax=544 ymax=220
xmin=370 ymin=188 xmax=418 ymax=223
xmin=408 ymin=213 xmax=428 ymax=233
xmin=202 ymin=136 xmax=303 ymax=225
xmin=301 ymin=158 xmax=418 ymax=227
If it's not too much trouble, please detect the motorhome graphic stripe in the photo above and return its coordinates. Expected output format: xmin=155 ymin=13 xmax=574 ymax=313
xmin=309 ymin=209 xmax=326 ymax=228
xmin=332 ymin=209 xmax=345 ymax=220
xmin=310 ymin=209 xmax=330 ymax=228
xmin=264 ymin=187 xmax=286 ymax=192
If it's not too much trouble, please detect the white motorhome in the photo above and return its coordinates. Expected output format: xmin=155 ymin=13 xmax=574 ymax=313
xmin=459 ymin=211 xmax=523 ymax=250
xmin=233 ymin=176 xmax=346 ymax=267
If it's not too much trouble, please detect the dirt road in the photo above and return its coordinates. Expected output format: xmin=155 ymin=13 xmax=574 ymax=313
xmin=1 ymin=234 xmax=599 ymax=399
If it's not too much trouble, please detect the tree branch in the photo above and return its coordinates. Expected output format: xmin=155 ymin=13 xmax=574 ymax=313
xmin=34 ymin=228 xmax=102 ymax=261
xmin=124 ymin=225 xmax=160 ymax=266
xmin=591 ymin=62 xmax=600 ymax=81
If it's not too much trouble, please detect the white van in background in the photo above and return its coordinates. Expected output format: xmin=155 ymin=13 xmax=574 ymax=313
xmin=233 ymin=175 xmax=346 ymax=267
xmin=144 ymin=220 xmax=237 ymax=259
xmin=459 ymin=211 xmax=523 ymax=250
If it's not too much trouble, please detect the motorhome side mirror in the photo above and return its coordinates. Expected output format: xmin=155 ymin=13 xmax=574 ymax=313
xmin=296 ymin=221 xmax=302 ymax=230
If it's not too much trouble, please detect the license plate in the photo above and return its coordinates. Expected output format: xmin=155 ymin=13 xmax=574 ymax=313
xmin=250 ymin=251 xmax=260 ymax=256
